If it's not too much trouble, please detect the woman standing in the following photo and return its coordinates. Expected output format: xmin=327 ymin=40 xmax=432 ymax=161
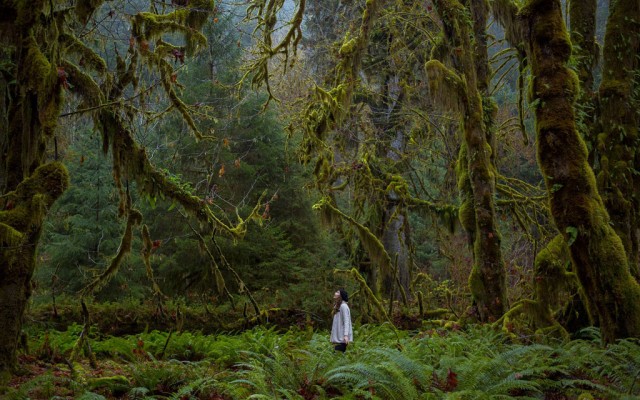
xmin=330 ymin=289 xmax=353 ymax=352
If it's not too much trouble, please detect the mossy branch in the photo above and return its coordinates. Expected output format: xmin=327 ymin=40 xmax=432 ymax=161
xmin=60 ymin=60 xmax=104 ymax=109
xmin=314 ymin=197 xmax=394 ymax=281
xmin=141 ymin=224 xmax=164 ymax=297
xmin=424 ymin=59 xmax=465 ymax=112
xmin=101 ymin=109 xmax=264 ymax=241
xmin=183 ymin=219 xmax=234 ymax=305
xmin=80 ymin=206 xmax=142 ymax=297
xmin=60 ymin=33 xmax=107 ymax=73
xmin=149 ymin=51 xmax=207 ymax=140
xmin=243 ymin=0 xmax=306 ymax=103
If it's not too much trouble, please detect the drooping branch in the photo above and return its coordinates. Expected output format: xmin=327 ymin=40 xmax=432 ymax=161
xmin=314 ymin=197 xmax=394 ymax=288
xmin=80 ymin=203 xmax=142 ymax=297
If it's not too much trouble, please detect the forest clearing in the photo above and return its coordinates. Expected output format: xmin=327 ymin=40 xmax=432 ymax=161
xmin=1 ymin=0 xmax=640 ymax=398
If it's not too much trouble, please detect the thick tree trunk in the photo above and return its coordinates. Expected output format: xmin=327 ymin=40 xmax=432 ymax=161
xmin=525 ymin=0 xmax=640 ymax=342
xmin=381 ymin=197 xmax=410 ymax=300
xmin=380 ymin=75 xmax=411 ymax=301
xmin=0 ymin=163 xmax=69 ymax=375
xmin=569 ymin=0 xmax=598 ymax=167
xmin=569 ymin=0 xmax=597 ymax=97
xmin=0 ymin=1 xmax=67 ymax=377
xmin=432 ymin=0 xmax=508 ymax=321
xmin=0 ymin=264 xmax=31 ymax=377
xmin=595 ymin=0 xmax=640 ymax=276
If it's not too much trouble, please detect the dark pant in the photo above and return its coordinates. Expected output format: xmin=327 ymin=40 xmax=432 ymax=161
xmin=334 ymin=343 xmax=347 ymax=352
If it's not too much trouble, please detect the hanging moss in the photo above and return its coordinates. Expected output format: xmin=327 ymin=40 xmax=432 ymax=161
xmin=424 ymin=59 xmax=465 ymax=112
xmin=60 ymin=33 xmax=107 ymax=73
xmin=316 ymin=197 xmax=394 ymax=293
xmin=23 ymin=34 xmax=55 ymax=96
xmin=132 ymin=1 xmax=212 ymax=54
xmin=61 ymin=60 xmax=104 ymax=108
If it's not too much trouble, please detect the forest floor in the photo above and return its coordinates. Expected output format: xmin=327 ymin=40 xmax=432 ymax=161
xmin=3 ymin=322 xmax=640 ymax=399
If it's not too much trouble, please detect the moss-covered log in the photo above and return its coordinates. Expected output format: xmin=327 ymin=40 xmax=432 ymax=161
xmin=522 ymin=0 xmax=640 ymax=341
xmin=430 ymin=0 xmax=507 ymax=321
xmin=595 ymin=0 xmax=640 ymax=276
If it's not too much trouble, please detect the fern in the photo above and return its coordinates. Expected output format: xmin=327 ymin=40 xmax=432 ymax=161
xmin=75 ymin=392 xmax=108 ymax=400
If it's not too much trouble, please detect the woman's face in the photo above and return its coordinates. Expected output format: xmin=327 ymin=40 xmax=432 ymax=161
xmin=334 ymin=290 xmax=341 ymax=300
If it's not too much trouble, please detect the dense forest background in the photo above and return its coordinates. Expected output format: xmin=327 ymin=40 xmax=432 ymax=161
xmin=2 ymin=0 xmax=640 ymax=398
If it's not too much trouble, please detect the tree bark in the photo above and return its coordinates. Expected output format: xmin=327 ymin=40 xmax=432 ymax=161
xmin=569 ymin=0 xmax=597 ymax=97
xmin=595 ymin=0 xmax=640 ymax=276
xmin=523 ymin=0 xmax=640 ymax=341
xmin=0 ymin=163 xmax=69 ymax=375
xmin=0 ymin=0 xmax=68 ymax=377
xmin=380 ymin=75 xmax=411 ymax=301
xmin=431 ymin=0 xmax=508 ymax=321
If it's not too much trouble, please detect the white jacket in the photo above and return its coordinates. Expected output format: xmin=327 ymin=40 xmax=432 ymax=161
xmin=330 ymin=302 xmax=353 ymax=343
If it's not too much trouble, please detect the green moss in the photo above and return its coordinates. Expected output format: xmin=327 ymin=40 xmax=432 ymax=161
xmin=61 ymin=61 xmax=104 ymax=108
xmin=527 ymin=0 xmax=640 ymax=342
xmin=132 ymin=1 xmax=212 ymax=53
xmin=60 ymin=33 xmax=107 ymax=73
xmin=534 ymin=235 xmax=574 ymax=310
xmin=0 ymin=163 xmax=69 ymax=260
xmin=424 ymin=59 xmax=464 ymax=110
xmin=23 ymin=35 xmax=54 ymax=94
xmin=339 ymin=37 xmax=358 ymax=56
xmin=87 ymin=375 xmax=130 ymax=394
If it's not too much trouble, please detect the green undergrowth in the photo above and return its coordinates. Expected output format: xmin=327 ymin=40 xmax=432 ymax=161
xmin=5 ymin=324 xmax=640 ymax=399
xmin=25 ymin=296 xmax=320 ymax=336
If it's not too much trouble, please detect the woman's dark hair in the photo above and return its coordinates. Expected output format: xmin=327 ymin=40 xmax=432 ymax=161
xmin=339 ymin=289 xmax=348 ymax=302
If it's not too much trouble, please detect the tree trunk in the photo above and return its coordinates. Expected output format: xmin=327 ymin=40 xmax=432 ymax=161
xmin=569 ymin=0 xmax=597 ymax=97
xmin=381 ymin=190 xmax=410 ymax=300
xmin=524 ymin=0 xmax=640 ymax=342
xmin=0 ymin=1 xmax=68 ymax=376
xmin=380 ymin=75 xmax=411 ymax=301
xmin=432 ymin=0 xmax=508 ymax=321
xmin=595 ymin=0 xmax=640 ymax=277
xmin=0 ymin=263 xmax=31 ymax=378
xmin=0 ymin=163 xmax=69 ymax=375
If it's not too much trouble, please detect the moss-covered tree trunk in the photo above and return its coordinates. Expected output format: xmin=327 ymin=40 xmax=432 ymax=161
xmin=523 ymin=0 xmax=640 ymax=341
xmin=431 ymin=0 xmax=508 ymax=321
xmin=569 ymin=0 xmax=597 ymax=99
xmin=569 ymin=0 xmax=597 ymax=167
xmin=0 ymin=1 xmax=69 ymax=377
xmin=0 ymin=164 xmax=69 ymax=376
xmin=595 ymin=0 xmax=640 ymax=276
xmin=1 ymin=0 xmax=220 ymax=377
